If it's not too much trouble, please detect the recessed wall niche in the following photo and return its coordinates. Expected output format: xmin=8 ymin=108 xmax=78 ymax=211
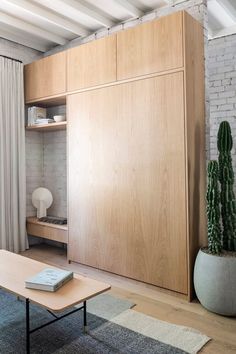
xmin=25 ymin=105 xmax=67 ymax=219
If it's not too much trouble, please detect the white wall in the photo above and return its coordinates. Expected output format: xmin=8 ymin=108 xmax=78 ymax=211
xmin=43 ymin=131 xmax=67 ymax=218
xmin=209 ymin=34 xmax=236 ymax=176
xmin=26 ymin=131 xmax=43 ymax=216
xmin=0 ymin=37 xmax=41 ymax=64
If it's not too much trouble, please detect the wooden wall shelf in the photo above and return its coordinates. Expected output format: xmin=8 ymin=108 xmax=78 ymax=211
xmin=25 ymin=94 xmax=66 ymax=107
xmin=27 ymin=217 xmax=68 ymax=244
xmin=26 ymin=121 xmax=67 ymax=132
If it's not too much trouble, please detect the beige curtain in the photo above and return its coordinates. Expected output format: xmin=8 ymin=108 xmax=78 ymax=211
xmin=0 ymin=56 xmax=27 ymax=252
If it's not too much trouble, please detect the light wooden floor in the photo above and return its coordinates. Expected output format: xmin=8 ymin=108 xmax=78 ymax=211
xmin=21 ymin=244 xmax=236 ymax=354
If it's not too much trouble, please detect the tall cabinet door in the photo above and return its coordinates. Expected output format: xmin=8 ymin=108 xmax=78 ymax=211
xmin=68 ymin=72 xmax=188 ymax=294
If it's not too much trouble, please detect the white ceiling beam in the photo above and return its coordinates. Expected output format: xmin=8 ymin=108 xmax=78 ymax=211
xmin=0 ymin=11 xmax=68 ymax=45
xmin=211 ymin=23 xmax=236 ymax=38
xmin=0 ymin=28 xmax=48 ymax=52
xmin=173 ymin=0 xmax=187 ymax=4
xmin=207 ymin=24 xmax=214 ymax=40
xmin=53 ymin=0 xmax=115 ymax=28
xmin=115 ymin=0 xmax=143 ymax=17
xmin=3 ymin=0 xmax=89 ymax=37
xmin=216 ymin=0 xmax=236 ymax=22
xmin=162 ymin=0 xmax=173 ymax=4
xmin=208 ymin=0 xmax=235 ymax=27
xmin=162 ymin=0 xmax=186 ymax=5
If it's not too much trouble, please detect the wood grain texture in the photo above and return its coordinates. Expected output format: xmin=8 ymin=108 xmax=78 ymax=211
xmin=68 ymin=72 xmax=188 ymax=294
xmin=24 ymin=52 xmax=66 ymax=102
xmin=0 ymin=250 xmax=110 ymax=311
xmin=27 ymin=217 xmax=68 ymax=244
xmin=25 ymin=94 xmax=66 ymax=107
xmin=183 ymin=12 xmax=206 ymax=300
xmin=23 ymin=10 xmax=205 ymax=299
xmin=67 ymin=35 xmax=117 ymax=92
xmin=117 ymin=11 xmax=183 ymax=80
xmin=26 ymin=121 xmax=67 ymax=132
xmin=25 ymin=68 xmax=183 ymax=106
xmin=22 ymin=245 xmax=236 ymax=354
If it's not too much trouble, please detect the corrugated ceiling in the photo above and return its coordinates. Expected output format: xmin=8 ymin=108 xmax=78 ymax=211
xmin=0 ymin=0 xmax=235 ymax=53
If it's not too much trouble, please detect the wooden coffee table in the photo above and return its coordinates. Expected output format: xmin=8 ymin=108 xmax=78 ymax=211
xmin=0 ymin=250 xmax=111 ymax=354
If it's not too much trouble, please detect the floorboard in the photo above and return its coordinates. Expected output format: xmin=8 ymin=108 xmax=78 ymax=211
xmin=21 ymin=244 xmax=236 ymax=354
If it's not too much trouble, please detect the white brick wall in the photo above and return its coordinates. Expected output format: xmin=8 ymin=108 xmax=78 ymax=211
xmin=43 ymin=130 xmax=67 ymax=218
xmin=209 ymin=35 xmax=236 ymax=175
xmin=25 ymin=131 xmax=43 ymax=216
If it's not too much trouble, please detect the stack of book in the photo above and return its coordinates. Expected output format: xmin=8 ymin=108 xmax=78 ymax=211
xmin=28 ymin=106 xmax=47 ymax=126
xmin=35 ymin=118 xmax=55 ymax=125
xmin=25 ymin=268 xmax=74 ymax=292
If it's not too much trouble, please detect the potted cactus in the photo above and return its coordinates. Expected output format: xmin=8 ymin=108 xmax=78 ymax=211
xmin=218 ymin=121 xmax=236 ymax=251
xmin=206 ymin=160 xmax=222 ymax=254
xmin=194 ymin=121 xmax=236 ymax=316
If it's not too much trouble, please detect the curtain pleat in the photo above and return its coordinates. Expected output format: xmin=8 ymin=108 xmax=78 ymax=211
xmin=0 ymin=57 xmax=27 ymax=253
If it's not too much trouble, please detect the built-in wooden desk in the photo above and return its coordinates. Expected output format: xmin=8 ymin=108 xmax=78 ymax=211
xmin=26 ymin=217 xmax=68 ymax=244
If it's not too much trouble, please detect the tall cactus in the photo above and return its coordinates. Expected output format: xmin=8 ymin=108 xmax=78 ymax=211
xmin=206 ymin=161 xmax=222 ymax=254
xmin=217 ymin=121 xmax=236 ymax=251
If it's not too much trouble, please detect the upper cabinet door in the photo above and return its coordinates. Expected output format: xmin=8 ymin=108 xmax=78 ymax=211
xmin=24 ymin=52 xmax=66 ymax=102
xmin=67 ymin=35 xmax=117 ymax=92
xmin=117 ymin=12 xmax=183 ymax=80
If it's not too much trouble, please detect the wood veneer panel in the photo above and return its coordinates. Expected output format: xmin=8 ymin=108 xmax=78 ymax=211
xmin=24 ymin=52 xmax=66 ymax=102
xmin=67 ymin=35 xmax=116 ymax=92
xmin=25 ymin=121 xmax=67 ymax=132
xmin=117 ymin=12 xmax=183 ymax=80
xmin=68 ymin=72 xmax=188 ymax=294
xmin=0 ymin=250 xmax=110 ymax=312
xmin=27 ymin=217 xmax=68 ymax=244
xmin=183 ymin=12 xmax=206 ymax=300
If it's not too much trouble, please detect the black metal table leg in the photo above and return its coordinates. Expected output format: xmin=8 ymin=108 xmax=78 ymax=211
xmin=83 ymin=301 xmax=88 ymax=333
xmin=23 ymin=298 xmax=87 ymax=353
xmin=26 ymin=298 xmax=30 ymax=354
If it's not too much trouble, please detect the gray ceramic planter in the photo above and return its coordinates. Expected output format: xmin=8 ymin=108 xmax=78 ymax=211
xmin=194 ymin=249 xmax=236 ymax=316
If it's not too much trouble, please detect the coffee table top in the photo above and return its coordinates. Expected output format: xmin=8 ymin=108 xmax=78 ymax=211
xmin=0 ymin=250 xmax=111 ymax=311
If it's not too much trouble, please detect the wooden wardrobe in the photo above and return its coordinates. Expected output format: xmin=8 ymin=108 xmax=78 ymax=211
xmin=68 ymin=11 xmax=206 ymax=300
xmin=24 ymin=11 xmax=206 ymax=300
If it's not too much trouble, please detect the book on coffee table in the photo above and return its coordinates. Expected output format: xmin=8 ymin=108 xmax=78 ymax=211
xmin=25 ymin=268 xmax=73 ymax=292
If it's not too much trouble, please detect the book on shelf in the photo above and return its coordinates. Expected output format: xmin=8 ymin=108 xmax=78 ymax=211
xmin=27 ymin=106 xmax=46 ymax=126
xmin=25 ymin=268 xmax=74 ymax=292
xmin=35 ymin=118 xmax=55 ymax=125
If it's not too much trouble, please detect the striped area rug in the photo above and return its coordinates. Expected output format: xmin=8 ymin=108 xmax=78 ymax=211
xmin=0 ymin=290 xmax=210 ymax=353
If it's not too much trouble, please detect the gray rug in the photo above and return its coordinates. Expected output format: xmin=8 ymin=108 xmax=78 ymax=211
xmin=83 ymin=293 xmax=135 ymax=320
xmin=0 ymin=289 xmax=188 ymax=353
